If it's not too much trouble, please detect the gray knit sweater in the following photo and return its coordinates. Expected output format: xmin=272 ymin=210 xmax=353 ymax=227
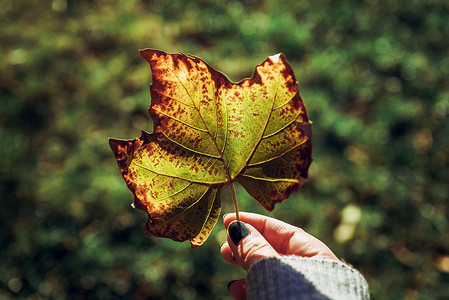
xmin=246 ymin=256 xmax=370 ymax=300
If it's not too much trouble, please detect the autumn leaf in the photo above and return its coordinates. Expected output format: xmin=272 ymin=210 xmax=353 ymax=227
xmin=109 ymin=49 xmax=312 ymax=247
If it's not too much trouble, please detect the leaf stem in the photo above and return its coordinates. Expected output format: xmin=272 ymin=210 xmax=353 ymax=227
xmin=229 ymin=181 xmax=239 ymax=221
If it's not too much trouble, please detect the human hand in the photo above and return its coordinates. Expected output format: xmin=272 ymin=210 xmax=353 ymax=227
xmin=220 ymin=212 xmax=339 ymax=300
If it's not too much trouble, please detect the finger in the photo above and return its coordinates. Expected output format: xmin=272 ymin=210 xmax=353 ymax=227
xmin=220 ymin=241 xmax=239 ymax=265
xmin=228 ymin=278 xmax=246 ymax=300
xmin=224 ymin=212 xmax=337 ymax=260
xmin=224 ymin=212 xmax=299 ymax=240
xmin=227 ymin=221 xmax=279 ymax=270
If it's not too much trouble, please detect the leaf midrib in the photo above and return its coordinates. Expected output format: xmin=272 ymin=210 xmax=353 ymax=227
xmin=162 ymin=58 xmax=233 ymax=184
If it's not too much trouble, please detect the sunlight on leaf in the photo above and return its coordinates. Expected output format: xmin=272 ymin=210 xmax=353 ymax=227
xmin=110 ymin=49 xmax=312 ymax=247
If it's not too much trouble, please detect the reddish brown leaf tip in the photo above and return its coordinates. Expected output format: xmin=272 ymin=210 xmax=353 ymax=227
xmin=108 ymin=137 xmax=134 ymax=170
xmin=139 ymin=48 xmax=161 ymax=61
xmin=109 ymin=137 xmax=127 ymax=158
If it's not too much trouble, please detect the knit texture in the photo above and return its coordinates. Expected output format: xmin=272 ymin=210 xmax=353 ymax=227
xmin=246 ymin=256 xmax=370 ymax=300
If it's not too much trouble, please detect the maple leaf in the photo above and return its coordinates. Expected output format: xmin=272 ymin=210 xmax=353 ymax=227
xmin=109 ymin=49 xmax=312 ymax=247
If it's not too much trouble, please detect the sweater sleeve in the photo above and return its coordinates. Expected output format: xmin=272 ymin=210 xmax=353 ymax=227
xmin=246 ymin=256 xmax=370 ymax=300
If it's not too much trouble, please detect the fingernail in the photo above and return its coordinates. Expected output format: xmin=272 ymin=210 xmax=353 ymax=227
xmin=228 ymin=221 xmax=249 ymax=245
xmin=222 ymin=213 xmax=230 ymax=221
xmin=227 ymin=280 xmax=236 ymax=290
xmin=220 ymin=241 xmax=228 ymax=249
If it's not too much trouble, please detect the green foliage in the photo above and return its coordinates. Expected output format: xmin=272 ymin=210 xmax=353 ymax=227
xmin=1 ymin=0 xmax=448 ymax=299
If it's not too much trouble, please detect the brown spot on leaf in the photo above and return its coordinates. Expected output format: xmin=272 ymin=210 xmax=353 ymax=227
xmin=229 ymin=129 xmax=246 ymax=138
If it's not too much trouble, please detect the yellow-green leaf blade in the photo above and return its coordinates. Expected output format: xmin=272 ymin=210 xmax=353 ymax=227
xmin=247 ymin=54 xmax=311 ymax=166
xmin=237 ymin=140 xmax=312 ymax=211
xmin=110 ymin=131 xmax=227 ymax=184
xmin=109 ymin=136 xmax=223 ymax=246
xmin=141 ymin=49 xmax=227 ymax=158
xmin=219 ymin=53 xmax=303 ymax=178
xmin=144 ymin=185 xmax=221 ymax=246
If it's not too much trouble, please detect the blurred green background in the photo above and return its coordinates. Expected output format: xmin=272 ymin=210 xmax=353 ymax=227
xmin=1 ymin=0 xmax=448 ymax=299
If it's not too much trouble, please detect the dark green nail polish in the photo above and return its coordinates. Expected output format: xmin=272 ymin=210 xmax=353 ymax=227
xmin=228 ymin=221 xmax=249 ymax=245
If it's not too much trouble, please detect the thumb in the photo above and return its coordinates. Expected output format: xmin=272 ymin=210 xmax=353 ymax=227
xmin=227 ymin=220 xmax=279 ymax=270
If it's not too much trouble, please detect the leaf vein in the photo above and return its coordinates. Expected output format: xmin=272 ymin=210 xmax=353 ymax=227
xmin=134 ymin=173 xmax=160 ymax=185
xmin=153 ymin=107 xmax=208 ymax=133
xmin=163 ymin=57 xmax=227 ymax=172
xmin=156 ymin=181 xmax=192 ymax=201
xmin=154 ymin=90 xmax=196 ymax=108
xmin=240 ymin=173 xmax=299 ymax=183
xmin=163 ymin=186 xmax=210 ymax=224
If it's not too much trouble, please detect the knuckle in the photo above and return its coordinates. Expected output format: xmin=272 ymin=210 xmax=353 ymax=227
xmin=239 ymin=237 xmax=274 ymax=268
